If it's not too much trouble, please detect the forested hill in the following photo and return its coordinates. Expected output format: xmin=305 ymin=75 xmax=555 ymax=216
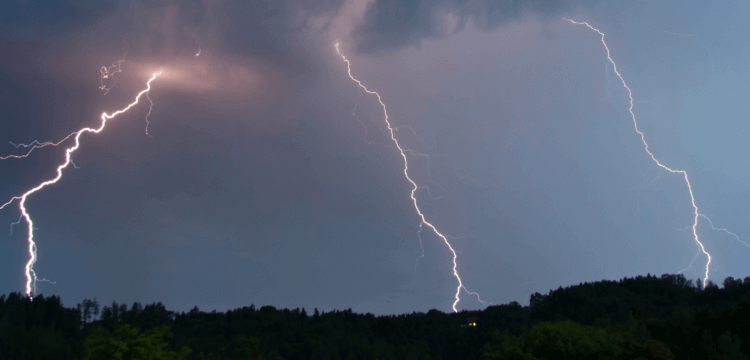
xmin=1 ymin=273 xmax=749 ymax=359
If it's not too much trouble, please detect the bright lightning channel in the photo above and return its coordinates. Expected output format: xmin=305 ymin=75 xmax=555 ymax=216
xmin=1 ymin=71 xmax=163 ymax=298
xmin=335 ymin=42 xmax=488 ymax=312
xmin=564 ymin=19 xmax=744 ymax=288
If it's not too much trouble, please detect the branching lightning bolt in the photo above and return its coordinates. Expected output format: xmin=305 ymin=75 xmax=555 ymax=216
xmin=678 ymin=249 xmax=702 ymax=276
xmin=350 ymin=86 xmax=392 ymax=153
xmin=336 ymin=43 xmax=488 ymax=312
xmin=3 ymin=71 xmax=155 ymax=160
xmin=564 ymin=19 xmax=742 ymax=288
xmin=698 ymin=214 xmax=749 ymax=248
xmin=100 ymin=59 xmax=124 ymax=95
xmin=1 ymin=71 xmax=162 ymax=298
xmin=646 ymin=23 xmax=714 ymax=69
xmin=145 ymin=91 xmax=154 ymax=136
xmin=2 ymin=135 xmax=80 ymax=160
xmin=9 ymin=216 xmax=23 ymax=236
xmin=99 ymin=43 xmax=129 ymax=96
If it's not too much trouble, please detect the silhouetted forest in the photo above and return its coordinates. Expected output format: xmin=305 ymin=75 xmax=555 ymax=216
xmin=1 ymin=273 xmax=749 ymax=359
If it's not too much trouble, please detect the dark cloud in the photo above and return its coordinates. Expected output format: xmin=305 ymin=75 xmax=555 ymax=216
xmin=0 ymin=0 xmax=424 ymax=314
xmin=353 ymin=0 xmax=598 ymax=53
xmin=3 ymin=0 xmax=747 ymax=317
xmin=0 ymin=0 xmax=118 ymax=41
xmin=0 ymin=0 xmax=344 ymax=69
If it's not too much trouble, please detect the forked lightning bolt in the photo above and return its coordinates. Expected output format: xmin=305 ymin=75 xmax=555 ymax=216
xmin=1 ymin=71 xmax=162 ymax=298
xmin=2 ymin=86 xmax=155 ymax=159
xmin=565 ymin=19 xmax=743 ymax=287
xmin=335 ymin=43 xmax=488 ymax=312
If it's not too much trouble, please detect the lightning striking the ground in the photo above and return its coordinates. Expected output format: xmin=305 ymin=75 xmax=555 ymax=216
xmin=1 ymin=70 xmax=162 ymax=298
xmin=565 ymin=19 xmax=743 ymax=287
xmin=336 ymin=43 xmax=488 ymax=312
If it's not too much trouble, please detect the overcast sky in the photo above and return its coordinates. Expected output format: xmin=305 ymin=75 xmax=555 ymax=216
xmin=1 ymin=0 xmax=749 ymax=315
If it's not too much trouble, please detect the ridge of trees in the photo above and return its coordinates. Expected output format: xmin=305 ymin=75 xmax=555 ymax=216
xmin=0 ymin=273 xmax=748 ymax=359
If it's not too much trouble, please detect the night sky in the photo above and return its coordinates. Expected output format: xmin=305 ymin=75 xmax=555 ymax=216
xmin=1 ymin=0 xmax=749 ymax=316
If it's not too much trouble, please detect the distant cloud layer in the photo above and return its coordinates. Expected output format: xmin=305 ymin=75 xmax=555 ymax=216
xmin=353 ymin=0 xmax=598 ymax=53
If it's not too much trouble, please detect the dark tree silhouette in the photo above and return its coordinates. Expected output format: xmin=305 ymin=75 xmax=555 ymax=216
xmin=2 ymin=273 xmax=749 ymax=359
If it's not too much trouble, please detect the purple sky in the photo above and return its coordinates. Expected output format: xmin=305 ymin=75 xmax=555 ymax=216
xmin=1 ymin=0 xmax=749 ymax=315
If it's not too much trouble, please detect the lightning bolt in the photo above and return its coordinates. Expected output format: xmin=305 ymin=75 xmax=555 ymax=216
xmin=145 ymin=91 xmax=154 ymax=136
xmin=698 ymin=214 xmax=749 ymax=248
xmin=564 ymin=19 xmax=742 ymax=288
xmin=99 ymin=59 xmax=124 ymax=95
xmin=678 ymin=249 xmax=702 ymax=276
xmin=646 ymin=23 xmax=714 ymax=69
xmin=350 ymin=86 xmax=393 ymax=154
xmin=99 ymin=43 xmax=129 ymax=96
xmin=9 ymin=216 xmax=23 ymax=236
xmin=2 ymin=135 xmax=80 ymax=160
xmin=1 ymin=71 xmax=162 ymax=298
xmin=336 ymin=43 xmax=488 ymax=312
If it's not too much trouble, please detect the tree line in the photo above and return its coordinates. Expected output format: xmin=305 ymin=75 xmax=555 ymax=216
xmin=1 ymin=273 xmax=748 ymax=359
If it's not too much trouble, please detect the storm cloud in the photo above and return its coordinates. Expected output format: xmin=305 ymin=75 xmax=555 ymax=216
xmin=1 ymin=0 xmax=748 ymax=316
xmin=353 ymin=0 xmax=600 ymax=53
